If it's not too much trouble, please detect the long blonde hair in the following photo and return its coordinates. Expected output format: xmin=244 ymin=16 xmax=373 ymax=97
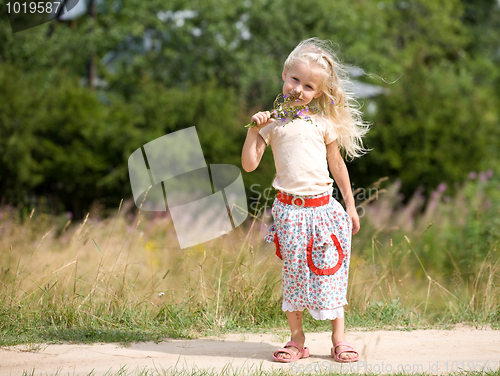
xmin=283 ymin=38 xmax=370 ymax=160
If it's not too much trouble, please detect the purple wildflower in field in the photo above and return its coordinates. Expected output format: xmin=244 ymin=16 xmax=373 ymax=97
xmin=437 ymin=182 xmax=447 ymax=193
xmin=486 ymin=169 xmax=493 ymax=179
xmin=468 ymin=171 xmax=477 ymax=180
xmin=479 ymin=171 xmax=488 ymax=182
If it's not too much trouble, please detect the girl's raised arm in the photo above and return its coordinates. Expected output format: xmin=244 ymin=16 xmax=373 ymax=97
xmin=241 ymin=128 xmax=267 ymax=172
xmin=241 ymin=111 xmax=273 ymax=172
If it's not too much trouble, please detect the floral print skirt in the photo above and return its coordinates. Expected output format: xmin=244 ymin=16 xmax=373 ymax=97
xmin=265 ymin=190 xmax=352 ymax=319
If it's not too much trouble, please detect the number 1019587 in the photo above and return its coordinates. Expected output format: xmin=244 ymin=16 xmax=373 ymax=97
xmin=6 ymin=2 xmax=61 ymax=14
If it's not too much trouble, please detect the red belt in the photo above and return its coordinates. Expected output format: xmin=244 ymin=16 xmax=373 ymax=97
xmin=277 ymin=191 xmax=330 ymax=208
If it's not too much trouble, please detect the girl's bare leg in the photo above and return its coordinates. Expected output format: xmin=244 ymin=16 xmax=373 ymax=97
xmin=331 ymin=316 xmax=357 ymax=360
xmin=274 ymin=310 xmax=306 ymax=360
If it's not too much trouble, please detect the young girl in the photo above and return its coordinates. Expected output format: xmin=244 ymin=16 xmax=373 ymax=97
xmin=241 ymin=38 xmax=369 ymax=363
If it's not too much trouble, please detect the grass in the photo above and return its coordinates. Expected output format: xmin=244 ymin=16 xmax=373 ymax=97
xmin=0 ymin=175 xmax=499 ymax=348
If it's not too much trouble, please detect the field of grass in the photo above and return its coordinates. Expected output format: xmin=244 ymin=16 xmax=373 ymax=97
xmin=1 ymin=174 xmax=499 ymax=348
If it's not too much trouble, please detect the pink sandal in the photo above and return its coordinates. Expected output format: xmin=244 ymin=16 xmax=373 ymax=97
xmin=331 ymin=341 xmax=359 ymax=363
xmin=273 ymin=341 xmax=310 ymax=363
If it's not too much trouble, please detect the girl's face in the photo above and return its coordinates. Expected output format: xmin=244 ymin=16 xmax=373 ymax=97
xmin=282 ymin=61 xmax=324 ymax=107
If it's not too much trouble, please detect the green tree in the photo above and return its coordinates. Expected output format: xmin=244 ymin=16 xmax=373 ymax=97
xmin=352 ymin=0 xmax=500 ymax=196
xmin=1 ymin=0 xmax=499 ymax=214
xmin=0 ymin=62 xmax=127 ymax=216
xmin=0 ymin=64 xmax=44 ymax=204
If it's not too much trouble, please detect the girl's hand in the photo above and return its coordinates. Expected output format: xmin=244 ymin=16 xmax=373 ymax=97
xmin=250 ymin=111 xmax=275 ymax=129
xmin=346 ymin=205 xmax=360 ymax=235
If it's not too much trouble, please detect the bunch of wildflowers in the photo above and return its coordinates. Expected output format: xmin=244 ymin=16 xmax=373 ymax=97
xmin=245 ymin=92 xmax=322 ymax=128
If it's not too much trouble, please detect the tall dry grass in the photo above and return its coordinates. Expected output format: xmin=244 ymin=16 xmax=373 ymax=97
xmin=348 ymin=174 xmax=500 ymax=326
xmin=0 ymin=174 xmax=499 ymax=345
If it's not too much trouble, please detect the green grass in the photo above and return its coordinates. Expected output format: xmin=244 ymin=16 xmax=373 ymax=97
xmin=0 ymin=176 xmax=499 ymax=347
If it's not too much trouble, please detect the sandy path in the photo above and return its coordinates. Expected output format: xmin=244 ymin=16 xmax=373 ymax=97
xmin=1 ymin=325 xmax=499 ymax=375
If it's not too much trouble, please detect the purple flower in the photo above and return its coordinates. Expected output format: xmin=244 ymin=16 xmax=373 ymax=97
xmin=272 ymin=110 xmax=278 ymax=118
xmin=437 ymin=182 xmax=447 ymax=193
xmin=281 ymin=117 xmax=286 ymax=123
xmin=283 ymin=94 xmax=287 ymax=98
xmin=331 ymin=100 xmax=335 ymax=105
xmin=479 ymin=172 xmax=488 ymax=182
xmin=468 ymin=171 xmax=477 ymax=180
xmin=486 ymin=169 xmax=494 ymax=179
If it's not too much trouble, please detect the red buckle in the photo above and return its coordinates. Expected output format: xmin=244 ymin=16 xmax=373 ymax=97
xmin=291 ymin=197 xmax=305 ymax=207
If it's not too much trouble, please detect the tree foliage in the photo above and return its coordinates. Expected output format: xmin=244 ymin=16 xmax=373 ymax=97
xmin=0 ymin=0 xmax=499 ymax=215
xmin=353 ymin=0 xmax=500 ymax=195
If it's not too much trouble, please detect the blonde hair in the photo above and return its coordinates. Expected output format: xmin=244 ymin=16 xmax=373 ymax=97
xmin=283 ymin=38 xmax=370 ymax=160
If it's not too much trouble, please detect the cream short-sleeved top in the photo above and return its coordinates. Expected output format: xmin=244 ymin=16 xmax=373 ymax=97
xmin=258 ymin=113 xmax=337 ymax=196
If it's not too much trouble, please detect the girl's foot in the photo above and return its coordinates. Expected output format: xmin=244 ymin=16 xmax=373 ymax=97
xmin=331 ymin=316 xmax=358 ymax=361
xmin=274 ymin=334 xmax=306 ymax=360
xmin=331 ymin=334 xmax=359 ymax=361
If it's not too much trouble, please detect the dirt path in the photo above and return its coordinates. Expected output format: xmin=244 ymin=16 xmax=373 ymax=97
xmin=1 ymin=325 xmax=499 ymax=375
